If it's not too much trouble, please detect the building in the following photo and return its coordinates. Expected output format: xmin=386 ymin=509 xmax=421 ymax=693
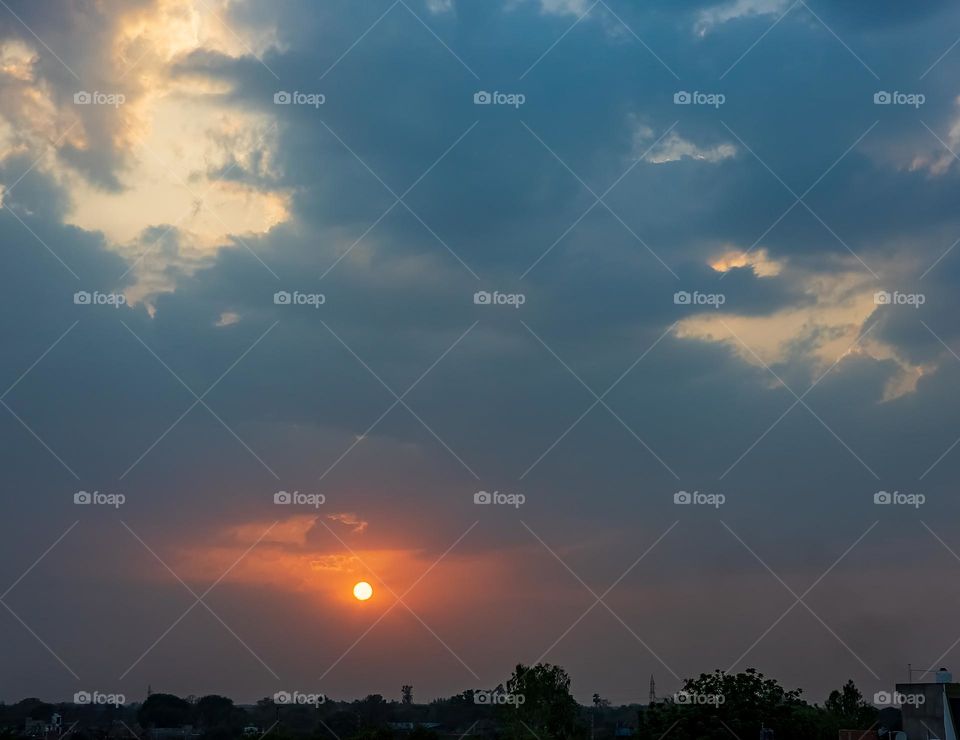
xmin=148 ymin=726 xmax=200 ymax=739
xmin=388 ymin=722 xmax=443 ymax=732
xmin=24 ymin=712 xmax=61 ymax=738
xmin=897 ymin=668 xmax=958 ymax=739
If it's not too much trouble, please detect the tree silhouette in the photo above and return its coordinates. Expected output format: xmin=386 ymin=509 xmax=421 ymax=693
xmin=502 ymin=663 xmax=581 ymax=740
xmin=137 ymin=693 xmax=192 ymax=728
xmin=822 ymin=679 xmax=878 ymax=736
xmin=642 ymin=668 xmax=811 ymax=740
xmin=196 ymin=695 xmax=235 ymax=727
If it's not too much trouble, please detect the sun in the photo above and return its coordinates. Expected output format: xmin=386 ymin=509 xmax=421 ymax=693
xmin=353 ymin=581 xmax=373 ymax=601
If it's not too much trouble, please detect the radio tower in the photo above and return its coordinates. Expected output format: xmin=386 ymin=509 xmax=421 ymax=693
xmin=648 ymin=675 xmax=656 ymax=704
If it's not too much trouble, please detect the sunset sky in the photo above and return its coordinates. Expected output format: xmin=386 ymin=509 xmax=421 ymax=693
xmin=4 ymin=0 xmax=960 ymax=707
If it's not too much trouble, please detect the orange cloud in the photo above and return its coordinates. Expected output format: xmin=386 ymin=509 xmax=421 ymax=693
xmin=227 ymin=515 xmax=317 ymax=547
xmin=153 ymin=514 xmax=510 ymax=615
xmin=326 ymin=512 xmax=369 ymax=534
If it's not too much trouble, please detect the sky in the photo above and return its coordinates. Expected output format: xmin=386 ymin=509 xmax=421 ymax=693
xmin=2 ymin=0 xmax=960 ymax=708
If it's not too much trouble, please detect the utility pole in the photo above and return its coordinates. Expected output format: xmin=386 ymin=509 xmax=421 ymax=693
xmin=649 ymin=675 xmax=656 ymax=704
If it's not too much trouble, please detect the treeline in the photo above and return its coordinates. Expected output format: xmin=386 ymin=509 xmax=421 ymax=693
xmin=0 ymin=664 xmax=893 ymax=740
xmin=639 ymin=669 xmax=889 ymax=740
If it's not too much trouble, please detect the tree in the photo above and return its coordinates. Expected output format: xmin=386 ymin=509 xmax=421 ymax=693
xmin=641 ymin=669 xmax=812 ymax=740
xmin=314 ymin=709 xmax=360 ymax=740
xmin=196 ymin=695 xmax=235 ymax=727
xmin=137 ymin=693 xmax=192 ymax=729
xmin=26 ymin=701 xmax=55 ymax=721
xmin=402 ymin=686 xmax=414 ymax=705
xmin=351 ymin=727 xmax=394 ymax=740
xmin=823 ymin=680 xmax=877 ymax=734
xmin=502 ymin=663 xmax=581 ymax=740
xmin=356 ymin=694 xmax=389 ymax=726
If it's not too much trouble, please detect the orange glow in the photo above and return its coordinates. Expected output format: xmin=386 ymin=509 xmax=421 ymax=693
xmin=165 ymin=515 xmax=521 ymax=615
xmin=709 ymin=248 xmax=782 ymax=277
xmin=353 ymin=581 xmax=373 ymax=601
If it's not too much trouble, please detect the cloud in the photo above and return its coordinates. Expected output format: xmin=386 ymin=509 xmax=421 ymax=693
xmin=7 ymin=0 xmax=960 ymax=706
xmin=0 ymin=0 xmax=289 ymax=304
xmin=532 ymin=0 xmax=592 ymax=16
xmin=641 ymin=131 xmax=737 ymax=164
xmin=326 ymin=512 xmax=369 ymax=534
xmin=425 ymin=0 xmax=455 ymax=13
xmin=215 ymin=310 xmax=241 ymax=326
xmin=228 ymin=515 xmax=318 ymax=547
xmin=694 ymin=0 xmax=789 ymax=36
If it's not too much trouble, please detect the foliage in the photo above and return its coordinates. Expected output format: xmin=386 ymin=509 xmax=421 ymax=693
xmin=196 ymin=695 xmax=237 ymax=727
xmin=0 ymin=666 xmax=882 ymax=740
xmin=502 ymin=663 xmax=582 ymax=740
xmin=137 ymin=693 xmax=192 ymax=728
xmin=640 ymin=669 xmax=877 ymax=740
xmin=824 ymin=680 xmax=877 ymax=726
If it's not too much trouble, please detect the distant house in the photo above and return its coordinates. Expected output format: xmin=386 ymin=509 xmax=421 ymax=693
xmin=388 ymin=722 xmax=443 ymax=732
xmin=148 ymin=726 xmax=201 ymax=739
xmin=25 ymin=712 xmax=61 ymax=738
xmin=24 ymin=719 xmax=49 ymax=736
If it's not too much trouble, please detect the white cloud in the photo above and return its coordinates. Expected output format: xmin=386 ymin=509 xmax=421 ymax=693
xmin=635 ymin=129 xmax=737 ymax=164
xmin=0 ymin=2 xmax=291 ymax=306
xmin=426 ymin=0 xmax=454 ymax=13
xmin=215 ymin=311 xmax=240 ymax=327
xmin=909 ymin=98 xmax=960 ymax=176
xmin=695 ymin=0 xmax=789 ymax=36
xmin=538 ymin=0 xmax=591 ymax=16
